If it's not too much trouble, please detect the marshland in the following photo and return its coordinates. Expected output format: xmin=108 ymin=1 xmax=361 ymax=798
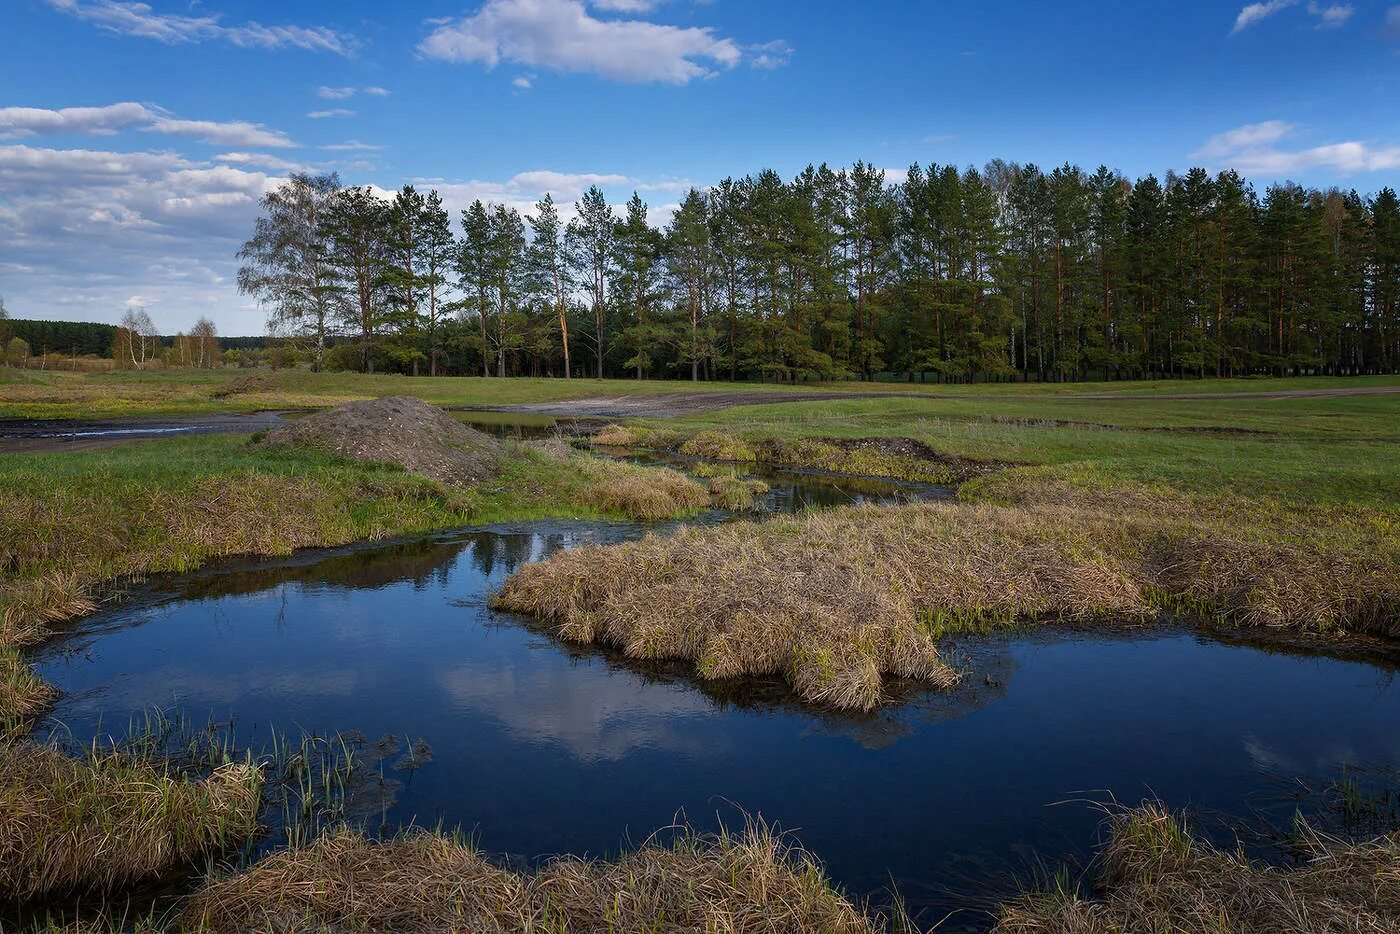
xmin=2 ymin=367 xmax=1399 ymax=931
xmin=6 ymin=2 xmax=1400 ymax=922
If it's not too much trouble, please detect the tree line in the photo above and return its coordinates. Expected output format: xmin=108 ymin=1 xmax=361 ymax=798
xmin=238 ymin=164 xmax=1400 ymax=381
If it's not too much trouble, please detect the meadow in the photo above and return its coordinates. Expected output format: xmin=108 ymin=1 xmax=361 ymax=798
xmin=2 ymin=368 xmax=1399 ymax=931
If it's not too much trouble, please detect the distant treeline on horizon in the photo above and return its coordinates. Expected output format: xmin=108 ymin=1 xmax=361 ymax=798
xmin=5 ymin=319 xmax=274 ymax=357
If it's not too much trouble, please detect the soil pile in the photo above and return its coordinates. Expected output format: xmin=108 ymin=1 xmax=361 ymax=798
xmin=253 ymin=396 xmax=502 ymax=486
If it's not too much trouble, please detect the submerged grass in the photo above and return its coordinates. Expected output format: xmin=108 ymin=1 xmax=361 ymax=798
xmin=0 ymin=744 xmax=261 ymax=900
xmin=994 ymin=803 xmax=1400 ymax=933
xmin=178 ymin=821 xmax=882 ymax=934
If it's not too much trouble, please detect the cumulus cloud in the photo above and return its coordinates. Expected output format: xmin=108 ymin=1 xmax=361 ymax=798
xmin=0 ymin=142 xmax=277 ymax=330
xmin=417 ymin=0 xmax=750 ymax=84
xmin=45 ymin=0 xmax=357 ymax=55
xmin=1195 ymin=121 xmax=1400 ymax=175
xmin=0 ymin=102 xmax=153 ymax=139
xmin=747 ymin=39 xmax=793 ymax=70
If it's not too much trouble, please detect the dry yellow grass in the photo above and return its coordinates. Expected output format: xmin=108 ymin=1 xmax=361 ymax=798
xmin=179 ymin=823 xmax=880 ymax=933
xmin=0 ymin=744 xmax=262 ymax=899
xmin=494 ymin=481 xmax=1400 ymax=709
xmin=592 ymin=423 xmax=640 ymax=447
xmin=994 ymin=804 xmax=1400 ymax=933
xmin=574 ymin=456 xmax=712 ymax=520
xmin=493 ymin=502 xmax=1150 ymax=709
xmin=2 ymin=648 xmax=57 ymax=728
xmin=708 ymin=474 xmax=771 ymax=511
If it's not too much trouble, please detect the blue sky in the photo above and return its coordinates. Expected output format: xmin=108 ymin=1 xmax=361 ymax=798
xmin=2 ymin=0 xmax=1399 ymax=335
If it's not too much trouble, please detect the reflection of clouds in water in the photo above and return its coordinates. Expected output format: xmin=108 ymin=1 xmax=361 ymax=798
xmin=58 ymin=665 xmax=363 ymax=717
xmin=436 ymin=662 xmax=717 ymax=763
xmin=1242 ymin=734 xmax=1400 ymax=777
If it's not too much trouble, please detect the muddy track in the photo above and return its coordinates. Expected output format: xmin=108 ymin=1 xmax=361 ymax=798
xmin=454 ymin=390 xmax=913 ymax=419
xmin=0 ymin=412 xmax=293 ymax=453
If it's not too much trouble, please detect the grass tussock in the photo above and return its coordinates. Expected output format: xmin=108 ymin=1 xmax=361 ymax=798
xmin=179 ymin=823 xmax=880 ymax=933
xmin=495 ymin=476 xmax=1400 ymax=709
xmin=494 ymin=502 xmax=1150 ymax=709
xmin=0 ymin=744 xmax=261 ymax=900
xmin=707 ymin=474 xmax=771 ymax=511
xmin=679 ymin=429 xmax=758 ymax=462
xmin=993 ymin=804 xmax=1400 ymax=933
xmin=574 ymin=457 xmax=712 ymax=521
xmin=592 ymin=423 xmax=640 ymax=447
xmin=1 ymin=648 xmax=57 ymax=728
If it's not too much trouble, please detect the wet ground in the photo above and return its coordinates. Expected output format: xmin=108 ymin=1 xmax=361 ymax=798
xmin=0 ymin=412 xmax=293 ymax=453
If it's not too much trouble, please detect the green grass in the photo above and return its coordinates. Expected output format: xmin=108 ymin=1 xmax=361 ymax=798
xmin=3 ymin=367 xmax=1396 ymax=419
xmin=637 ymin=391 xmax=1400 ymax=507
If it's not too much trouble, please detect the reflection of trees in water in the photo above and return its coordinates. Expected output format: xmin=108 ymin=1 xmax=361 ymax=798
xmin=171 ymin=538 xmax=471 ymax=600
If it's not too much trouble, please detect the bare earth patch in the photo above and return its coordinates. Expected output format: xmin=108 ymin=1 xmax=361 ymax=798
xmin=252 ymin=396 xmax=501 ymax=486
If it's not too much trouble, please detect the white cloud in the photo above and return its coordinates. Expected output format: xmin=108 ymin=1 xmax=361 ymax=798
xmin=145 ymin=117 xmax=295 ymax=148
xmin=0 ymin=143 xmax=278 ymax=331
xmin=1232 ymin=0 xmax=1356 ymax=32
xmin=0 ymin=102 xmax=153 ymax=139
xmin=747 ymin=39 xmax=792 ymax=70
xmin=0 ymin=102 xmax=296 ymax=149
xmin=45 ymin=0 xmax=357 ymax=55
xmin=1232 ymin=0 xmax=1299 ymax=33
xmin=417 ymin=0 xmax=746 ymax=84
xmin=307 ymin=109 xmax=356 ymax=119
xmin=317 ymin=85 xmax=390 ymax=99
xmin=1195 ymin=122 xmax=1400 ymax=176
xmin=590 ymin=0 xmax=667 ymax=12
xmin=1307 ymin=3 xmax=1354 ymax=28
xmin=512 ymin=75 xmax=534 ymax=89
xmin=215 ymin=152 xmax=310 ymax=172
xmin=321 ymin=140 xmax=384 ymax=151
xmin=1196 ymin=120 xmax=1293 ymax=157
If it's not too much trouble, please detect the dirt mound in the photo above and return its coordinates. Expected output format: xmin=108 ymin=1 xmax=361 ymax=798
xmin=253 ymin=396 xmax=502 ymax=486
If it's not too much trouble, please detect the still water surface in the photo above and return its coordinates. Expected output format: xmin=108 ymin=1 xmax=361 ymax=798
xmin=32 ymin=473 xmax=1400 ymax=927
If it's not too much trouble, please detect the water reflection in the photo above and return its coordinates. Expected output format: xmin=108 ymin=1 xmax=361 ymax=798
xmin=31 ymin=510 xmax=1400 ymax=930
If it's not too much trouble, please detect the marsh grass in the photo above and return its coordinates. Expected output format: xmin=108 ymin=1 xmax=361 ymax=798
xmin=2 ymin=648 xmax=57 ymax=732
xmin=592 ymin=426 xmax=970 ymax=485
xmin=495 ymin=475 xmax=1400 ymax=709
xmin=179 ymin=821 xmax=884 ymax=934
xmin=993 ymin=804 xmax=1400 ymax=933
xmin=573 ymin=457 xmax=712 ymax=521
xmin=707 ymin=473 xmax=771 ymax=511
xmin=0 ymin=744 xmax=261 ymax=900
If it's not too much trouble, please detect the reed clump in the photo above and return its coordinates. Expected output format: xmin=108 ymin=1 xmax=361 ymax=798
xmin=707 ymin=474 xmax=771 ymax=511
xmin=679 ymin=430 xmax=758 ymax=462
xmin=494 ymin=502 xmax=1147 ymax=709
xmin=0 ymin=744 xmax=262 ymax=899
xmin=993 ymin=804 xmax=1400 ymax=933
xmin=574 ymin=457 xmax=712 ymax=520
xmin=592 ymin=423 xmax=639 ymax=447
xmin=495 ymin=476 xmax=1400 ymax=709
xmin=1 ymin=648 xmax=57 ymax=728
xmin=178 ymin=823 xmax=880 ymax=933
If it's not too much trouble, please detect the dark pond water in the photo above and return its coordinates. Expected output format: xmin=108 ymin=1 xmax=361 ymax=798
xmin=30 ymin=497 xmax=1400 ymax=927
